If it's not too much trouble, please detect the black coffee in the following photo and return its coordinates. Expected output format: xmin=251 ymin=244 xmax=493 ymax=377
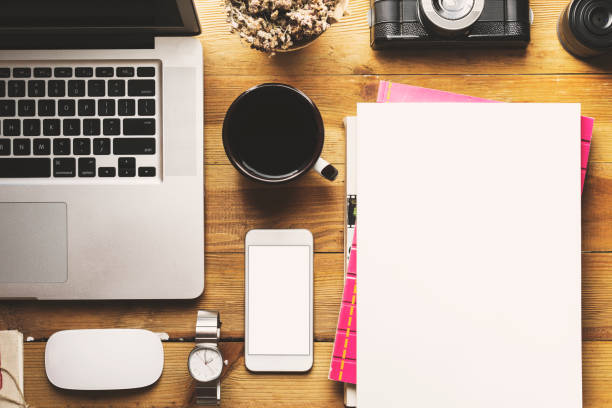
xmin=225 ymin=85 xmax=320 ymax=179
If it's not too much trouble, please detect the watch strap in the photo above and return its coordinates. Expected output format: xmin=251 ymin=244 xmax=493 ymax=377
xmin=195 ymin=310 xmax=221 ymax=406
xmin=196 ymin=310 xmax=220 ymax=345
xmin=195 ymin=382 xmax=220 ymax=406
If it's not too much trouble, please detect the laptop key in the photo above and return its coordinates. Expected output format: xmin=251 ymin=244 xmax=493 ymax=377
xmin=0 ymin=68 xmax=9 ymax=78
xmin=118 ymin=99 xmax=135 ymax=116
xmin=138 ymin=99 xmax=155 ymax=116
xmin=0 ymin=81 xmax=4 ymax=97
xmin=18 ymin=100 xmax=35 ymax=117
xmin=43 ymin=119 xmax=60 ymax=136
xmin=0 ymin=140 xmax=9 ymax=155
xmin=88 ymin=80 xmax=105 ymax=97
xmin=114 ymin=138 xmax=155 ymax=155
xmin=53 ymin=138 xmax=71 ymax=155
xmin=123 ymin=118 xmax=155 ymax=135
xmin=103 ymin=118 xmax=120 ymax=135
xmin=63 ymin=119 xmax=80 ymax=136
xmin=13 ymin=139 xmax=30 ymax=155
xmin=137 ymin=67 xmax=155 ymax=77
xmin=33 ymin=138 xmax=51 ymax=155
xmin=58 ymin=100 xmax=75 ymax=116
xmin=0 ymin=158 xmax=50 ymax=177
xmin=28 ymin=80 xmax=45 ymax=97
xmin=128 ymin=80 xmax=155 ymax=96
xmin=13 ymin=68 xmax=31 ymax=78
xmin=118 ymin=156 xmax=136 ymax=177
xmin=23 ymin=119 xmax=41 ymax=136
xmin=54 ymin=67 xmax=72 ymax=77
xmin=3 ymin=119 xmax=20 ymax=136
xmin=108 ymin=80 xmax=125 ymax=97
xmin=38 ymin=100 xmax=55 ymax=116
xmin=138 ymin=167 xmax=156 ymax=177
xmin=96 ymin=67 xmax=114 ymax=77
xmin=48 ymin=80 xmax=65 ymax=97
xmin=53 ymin=158 xmax=76 ymax=177
xmin=93 ymin=138 xmax=111 ymax=155
xmin=75 ymin=67 xmax=93 ymax=77
xmin=68 ymin=80 xmax=85 ymax=97
xmin=116 ymin=67 xmax=134 ymax=77
xmin=0 ymin=101 xmax=15 ymax=117
xmin=34 ymin=68 xmax=52 ymax=78
xmin=73 ymin=138 xmax=91 ymax=155
xmin=78 ymin=157 xmax=96 ymax=177
xmin=98 ymin=99 xmax=115 ymax=116
xmin=83 ymin=119 xmax=101 ymax=136
xmin=98 ymin=166 xmax=116 ymax=177
xmin=78 ymin=99 xmax=95 ymax=116
xmin=8 ymin=80 xmax=25 ymax=97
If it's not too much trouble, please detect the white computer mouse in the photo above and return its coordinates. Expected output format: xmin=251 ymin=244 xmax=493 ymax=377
xmin=45 ymin=329 xmax=164 ymax=390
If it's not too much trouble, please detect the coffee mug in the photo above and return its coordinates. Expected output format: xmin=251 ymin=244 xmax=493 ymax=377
xmin=222 ymin=83 xmax=338 ymax=183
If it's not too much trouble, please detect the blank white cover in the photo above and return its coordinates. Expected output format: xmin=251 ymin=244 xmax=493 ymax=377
xmin=356 ymin=103 xmax=582 ymax=408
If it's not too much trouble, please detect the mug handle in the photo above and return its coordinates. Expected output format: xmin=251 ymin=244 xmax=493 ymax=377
xmin=314 ymin=158 xmax=338 ymax=181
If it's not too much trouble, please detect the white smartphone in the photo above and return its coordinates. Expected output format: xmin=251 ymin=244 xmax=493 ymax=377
xmin=244 ymin=229 xmax=314 ymax=372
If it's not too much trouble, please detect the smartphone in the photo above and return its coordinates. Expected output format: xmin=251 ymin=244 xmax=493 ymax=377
xmin=244 ymin=229 xmax=314 ymax=372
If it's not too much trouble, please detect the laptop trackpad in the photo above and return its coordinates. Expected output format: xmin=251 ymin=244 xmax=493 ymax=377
xmin=0 ymin=203 xmax=67 ymax=283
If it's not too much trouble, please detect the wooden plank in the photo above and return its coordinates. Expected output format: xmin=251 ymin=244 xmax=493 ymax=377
xmin=205 ymin=165 xmax=345 ymax=252
xmin=205 ymin=161 xmax=612 ymax=254
xmin=584 ymin=341 xmax=612 ymax=408
xmin=20 ymin=340 xmax=612 ymax=407
xmin=0 ymin=253 xmax=344 ymax=341
xmin=198 ymin=0 xmax=612 ymax=76
xmin=583 ymin=163 xmax=612 ymax=252
xmin=204 ymin=75 xmax=612 ymax=165
xmin=23 ymin=342 xmax=344 ymax=408
xmin=583 ymin=253 xmax=612 ymax=340
xmin=5 ymin=251 xmax=612 ymax=341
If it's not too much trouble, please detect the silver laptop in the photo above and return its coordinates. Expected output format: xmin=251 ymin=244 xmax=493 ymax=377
xmin=0 ymin=0 xmax=204 ymax=299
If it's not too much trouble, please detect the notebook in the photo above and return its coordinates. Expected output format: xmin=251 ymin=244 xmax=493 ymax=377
xmin=357 ymin=103 xmax=582 ymax=408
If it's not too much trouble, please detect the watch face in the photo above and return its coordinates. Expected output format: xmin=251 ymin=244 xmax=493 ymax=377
xmin=188 ymin=347 xmax=223 ymax=382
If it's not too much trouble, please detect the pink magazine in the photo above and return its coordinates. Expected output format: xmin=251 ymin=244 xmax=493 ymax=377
xmin=329 ymin=228 xmax=357 ymax=384
xmin=377 ymin=81 xmax=594 ymax=192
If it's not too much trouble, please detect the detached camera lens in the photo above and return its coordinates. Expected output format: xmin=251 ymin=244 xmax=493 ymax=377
xmin=558 ymin=0 xmax=612 ymax=58
xmin=587 ymin=5 xmax=612 ymax=34
xmin=434 ymin=0 xmax=475 ymax=20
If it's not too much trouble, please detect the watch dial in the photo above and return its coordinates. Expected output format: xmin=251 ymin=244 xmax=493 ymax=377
xmin=189 ymin=347 xmax=223 ymax=382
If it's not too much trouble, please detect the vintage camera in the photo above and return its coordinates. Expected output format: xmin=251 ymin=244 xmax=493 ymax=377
xmin=370 ymin=0 xmax=531 ymax=49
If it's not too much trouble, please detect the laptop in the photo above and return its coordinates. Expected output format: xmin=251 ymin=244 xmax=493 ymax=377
xmin=0 ymin=0 xmax=204 ymax=299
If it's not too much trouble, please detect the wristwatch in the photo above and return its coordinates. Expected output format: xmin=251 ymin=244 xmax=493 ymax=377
xmin=188 ymin=311 xmax=224 ymax=405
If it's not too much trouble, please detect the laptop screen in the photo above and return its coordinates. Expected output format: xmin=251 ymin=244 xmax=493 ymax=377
xmin=0 ymin=0 xmax=199 ymax=35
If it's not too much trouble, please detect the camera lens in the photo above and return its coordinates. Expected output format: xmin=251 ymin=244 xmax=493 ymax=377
xmin=558 ymin=0 xmax=612 ymax=58
xmin=434 ymin=0 xmax=475 ymax=20
xmin=586 ymin=5 xmax=612 ymax=35
xmin=418 ymin=0 xmax=484 ymax=36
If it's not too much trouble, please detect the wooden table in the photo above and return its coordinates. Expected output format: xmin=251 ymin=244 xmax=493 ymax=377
xmin=3 ymin=0 xmax=612 ymax=406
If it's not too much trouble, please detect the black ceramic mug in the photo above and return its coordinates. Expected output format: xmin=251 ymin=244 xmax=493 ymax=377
xmin=222 ymin=83 xmax=338 ymax=183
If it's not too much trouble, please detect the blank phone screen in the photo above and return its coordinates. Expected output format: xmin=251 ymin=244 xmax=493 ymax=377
xmin=248 ymin=245 xmax=310 ymax=355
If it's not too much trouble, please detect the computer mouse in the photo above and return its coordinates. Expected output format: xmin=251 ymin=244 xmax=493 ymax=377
xmin=45 ymin=329 xmax=164 ymax=390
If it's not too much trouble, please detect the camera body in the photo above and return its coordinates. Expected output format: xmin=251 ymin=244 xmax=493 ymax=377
xmin=370 ymin=0 xmax=531 ymax=49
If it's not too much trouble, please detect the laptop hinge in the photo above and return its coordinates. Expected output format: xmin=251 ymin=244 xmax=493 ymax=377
xmin=0 ymin=34 xmax=154 ymax=50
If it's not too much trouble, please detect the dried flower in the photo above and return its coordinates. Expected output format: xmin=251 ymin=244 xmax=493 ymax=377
xmin=225 ymin=0 xmax=340 ymax=52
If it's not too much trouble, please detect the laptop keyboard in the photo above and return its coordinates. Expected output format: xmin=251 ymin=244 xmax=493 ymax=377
xmin=0 ymin=61 xmax=160 ymax=181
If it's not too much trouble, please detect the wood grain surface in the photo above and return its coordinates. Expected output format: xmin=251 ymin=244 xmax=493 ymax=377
xmin=1 ymin=0 xmax=612 ymax=406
